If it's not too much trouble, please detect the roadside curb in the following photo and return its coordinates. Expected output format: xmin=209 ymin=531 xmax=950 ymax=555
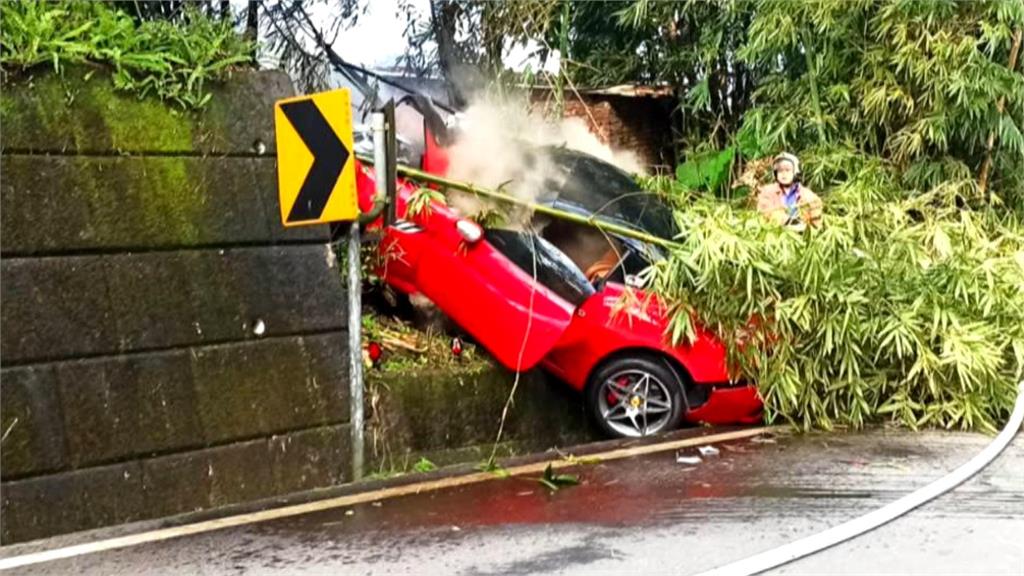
xmin=0 ymin=425 xmax=778 ymax=570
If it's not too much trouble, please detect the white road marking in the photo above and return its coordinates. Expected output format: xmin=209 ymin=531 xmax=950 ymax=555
xmin=0 ymin=426 xmax=775 ymax=571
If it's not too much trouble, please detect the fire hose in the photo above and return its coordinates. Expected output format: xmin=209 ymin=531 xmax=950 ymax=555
xmin=696 ymin=380 xmax=1024 ymax=576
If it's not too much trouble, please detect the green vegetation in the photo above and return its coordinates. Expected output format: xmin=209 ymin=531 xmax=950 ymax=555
xmin=674 ymin=147 xmax=738 ymax=198
xmin=412 ymin=457 xmax=438 ymax=473
xmin=406 ymin=187 xmax=448 ymax=218
xmin=0 ymin=0 xmax=252 ymax=108
xmin=362 ymin=313 xmax=483 ymax=373
xmin=626 ymin=1 xmax=1024 ymax=432
xmin=475 ymin=459 xmax=510 ymax=478
xmin=646 ymin=164 xmax=1024 ymax=433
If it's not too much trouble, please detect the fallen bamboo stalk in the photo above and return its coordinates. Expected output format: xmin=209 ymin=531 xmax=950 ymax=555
xmin=355 ymin=153 xmax=680 ymax=250
xmin=379 ymin=335 xmax=425 ymax=354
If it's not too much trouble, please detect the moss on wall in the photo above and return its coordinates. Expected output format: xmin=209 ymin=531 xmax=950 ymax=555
xmin=366 ymin=361 xmax=594 ymax=474
xmin=0 ymin=65 xmax=284 ymax=155
xmin=1 ymin=66 xmax=192 ymax=152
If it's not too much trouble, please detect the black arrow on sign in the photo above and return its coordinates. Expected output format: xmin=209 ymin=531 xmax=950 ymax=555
xmin=280 ymin=99 xmax=349 ymax=222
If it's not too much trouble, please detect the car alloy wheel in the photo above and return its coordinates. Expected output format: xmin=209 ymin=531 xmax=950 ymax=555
xmin=587 ymin=356 xmax=686 ymax=438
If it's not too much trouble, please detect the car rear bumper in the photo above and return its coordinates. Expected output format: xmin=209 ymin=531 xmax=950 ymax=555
xmin=685 ymin=384 xmax=763 ymax=425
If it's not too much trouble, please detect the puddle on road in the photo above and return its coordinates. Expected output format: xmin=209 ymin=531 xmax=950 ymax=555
xmin=243 ymin=430 xmax=988 ymax=547
xmin=250 ymin=434 xmax=900 ymax=541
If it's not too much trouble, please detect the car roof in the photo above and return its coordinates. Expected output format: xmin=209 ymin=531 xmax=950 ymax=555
xmin=532 ymin=146 xmax=678 ymax=241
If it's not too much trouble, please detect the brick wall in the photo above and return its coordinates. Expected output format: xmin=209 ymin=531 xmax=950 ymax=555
xmin=533 ymin=92 xmax=676 ymax=170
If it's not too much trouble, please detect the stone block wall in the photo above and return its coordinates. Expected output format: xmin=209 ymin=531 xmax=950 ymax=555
xmin=0 ymin=66 xmax=351 ymax=544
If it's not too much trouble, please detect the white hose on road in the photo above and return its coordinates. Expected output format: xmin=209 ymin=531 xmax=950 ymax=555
xmin=696 ymin=380 xmax=1024 ymax=576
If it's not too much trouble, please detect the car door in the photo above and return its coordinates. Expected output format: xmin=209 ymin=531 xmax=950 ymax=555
xmin=383 ymin=210 xmax=587 ymax=371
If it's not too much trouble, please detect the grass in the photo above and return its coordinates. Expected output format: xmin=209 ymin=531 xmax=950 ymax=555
xmin=1 ymin=1 xmax=252 ymax=109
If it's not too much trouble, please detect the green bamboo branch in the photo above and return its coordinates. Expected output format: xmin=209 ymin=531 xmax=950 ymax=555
xmin=355 ymin=153 xmax=679 ymax=250
xmin=801 ymin=28 xmax=828 ymax=146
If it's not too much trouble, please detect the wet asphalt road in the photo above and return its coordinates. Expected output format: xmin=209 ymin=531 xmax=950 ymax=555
xmin=3 ymin=429 xmax=1022 ymax=575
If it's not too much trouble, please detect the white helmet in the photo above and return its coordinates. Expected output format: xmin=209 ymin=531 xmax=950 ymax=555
xmin=773 ymin=152 xmax=801 ymax=178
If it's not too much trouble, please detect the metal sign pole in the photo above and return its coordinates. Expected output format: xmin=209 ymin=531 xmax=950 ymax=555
xmin=347 ymin=221 xmax=364 ymax=482
xmin=383 ymin=100 xmax=398 ymax=226
xmin=373 ymin=112 xmax=388 ymax=202
xmin=346 ymin=111 xmax=388 ymax=483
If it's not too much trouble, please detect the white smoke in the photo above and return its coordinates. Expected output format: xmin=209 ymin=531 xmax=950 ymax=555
xmin=554 ymin=115 xmax=644 ymax=175
xmin=440 ymin=94 xmax=644 ymax=222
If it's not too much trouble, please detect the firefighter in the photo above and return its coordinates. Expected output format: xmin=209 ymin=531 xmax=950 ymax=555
xmin=756 ymin=152 xmax=823 ymax=229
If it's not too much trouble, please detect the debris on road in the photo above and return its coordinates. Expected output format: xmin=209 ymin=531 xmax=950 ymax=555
xmin=536 ymin=463 xmax=580 ymax=492
xmin=698 ymin=445 xmax=721 ymax=457
xmin=675 ymin=454 xmax=702 ymax=465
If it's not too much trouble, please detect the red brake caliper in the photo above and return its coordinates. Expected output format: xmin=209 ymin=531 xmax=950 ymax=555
xmin=607 ymin=376 xmax=629 ymax=405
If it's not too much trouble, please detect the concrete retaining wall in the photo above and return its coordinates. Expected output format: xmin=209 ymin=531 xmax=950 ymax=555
xmin=0 ymin=66 xmax=351 ymax=543
xmin=367 ymin=362 xmax=594 ymax=472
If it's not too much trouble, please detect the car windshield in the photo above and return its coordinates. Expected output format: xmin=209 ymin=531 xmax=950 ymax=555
xmin=484 ymin=228 xmax=596 ymax=307
xmin=536 ymin=147 xmax=678 ymax=241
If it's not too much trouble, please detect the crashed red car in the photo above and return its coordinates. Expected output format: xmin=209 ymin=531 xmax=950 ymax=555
xmin=354 ymin=97 xmax=761 ymax=438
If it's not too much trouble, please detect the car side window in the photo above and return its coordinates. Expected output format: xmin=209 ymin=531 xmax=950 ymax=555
xmin=484 ymin=229 xmax=596 ymax=307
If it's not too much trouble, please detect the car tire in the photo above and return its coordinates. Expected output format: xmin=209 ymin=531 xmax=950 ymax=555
xmin=585 ymin=354 xmax=687 ymax=439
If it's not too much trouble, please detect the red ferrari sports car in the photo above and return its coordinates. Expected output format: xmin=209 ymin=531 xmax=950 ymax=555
xmin=354 ymin=97 xmax=761 ymax=438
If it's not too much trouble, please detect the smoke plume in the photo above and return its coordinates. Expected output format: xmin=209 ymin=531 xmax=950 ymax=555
xmin=441 ymin=94 xmax=643 ymax=223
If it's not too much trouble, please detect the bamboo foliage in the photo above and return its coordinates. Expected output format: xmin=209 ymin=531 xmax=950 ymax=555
xmin=739 ymin=0 xmax=1024 ymax=201
xmin=647 ymin=165 xmax=1024 ymax=432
